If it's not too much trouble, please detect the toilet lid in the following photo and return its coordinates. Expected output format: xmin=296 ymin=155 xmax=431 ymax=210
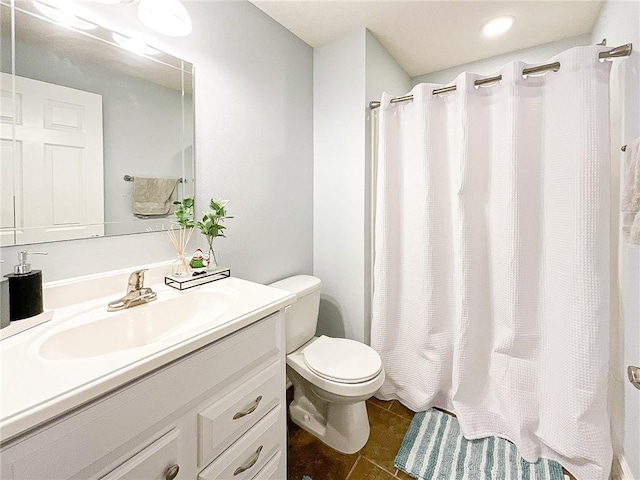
xmin=303 ymin=336 xmax=383 ymax=384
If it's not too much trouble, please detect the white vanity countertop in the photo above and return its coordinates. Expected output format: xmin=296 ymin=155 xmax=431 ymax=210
xmin=0 ymin=264 xmax=295 ymax=443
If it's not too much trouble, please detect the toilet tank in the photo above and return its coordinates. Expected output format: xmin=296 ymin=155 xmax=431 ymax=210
xmin=269 ymin=275 xmax=321 ymax=354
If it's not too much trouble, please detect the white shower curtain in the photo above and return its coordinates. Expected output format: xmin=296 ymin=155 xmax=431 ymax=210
xmin=371 ymin=45 xmax=612 ymax=480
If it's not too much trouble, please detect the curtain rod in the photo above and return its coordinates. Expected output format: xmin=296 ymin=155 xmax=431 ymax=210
xmin=369 ymin=43 xmax=633 ymax=110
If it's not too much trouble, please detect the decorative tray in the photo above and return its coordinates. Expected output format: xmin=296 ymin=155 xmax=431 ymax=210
xmin=165 ymin=267 xmax=231 ymax=291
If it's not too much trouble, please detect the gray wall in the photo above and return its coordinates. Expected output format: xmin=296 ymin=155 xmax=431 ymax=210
xmin=313 ymin=29 xmax=410 ymax=343
xmin=0 ymin=1 xmax=314 ymax=284
xmin=0 ymin=3 xmax=10 ymax=73
xmin=313 ymin=30 xmax=367 ymax=342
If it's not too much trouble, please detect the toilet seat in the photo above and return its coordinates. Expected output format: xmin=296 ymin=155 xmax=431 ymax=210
xmin=302 ymin=336 xmax=382 ymax=384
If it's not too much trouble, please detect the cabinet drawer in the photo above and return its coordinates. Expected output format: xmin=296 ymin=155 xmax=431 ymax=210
xmin=198 ymin=407 xmax=282 ymax=480
xmin=101 ymin=429 xmax=179 ymax=480
xmin=251 ymin=451 xmax=282 ymax=479
xmin=198 ymin=361 xmax=282 ymax=467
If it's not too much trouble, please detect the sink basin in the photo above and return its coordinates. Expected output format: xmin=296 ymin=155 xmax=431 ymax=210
xmin=37 ymin=288 xmax=238 ymax=360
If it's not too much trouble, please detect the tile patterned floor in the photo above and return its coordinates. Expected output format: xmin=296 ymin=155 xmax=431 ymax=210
xmin=287 ymin=391 xmax=414 ymax=480
xmin=287 ymin=391 xmax=576 ymax=480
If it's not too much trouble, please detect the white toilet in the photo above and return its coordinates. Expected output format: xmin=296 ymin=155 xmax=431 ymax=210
xmin=269 ymin=275 xmax=385 ymax=454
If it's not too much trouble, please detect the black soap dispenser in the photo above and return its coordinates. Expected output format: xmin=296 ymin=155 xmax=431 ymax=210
xmin=4 ymin=251 xmax=48 ymax=321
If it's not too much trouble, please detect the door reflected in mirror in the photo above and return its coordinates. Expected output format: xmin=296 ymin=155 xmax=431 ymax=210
xmin=0 ymin=1 xmax=195 ymax=246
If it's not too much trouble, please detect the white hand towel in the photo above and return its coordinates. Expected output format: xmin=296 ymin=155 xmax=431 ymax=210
xmin=132 ymin=176 xmax=179 ymax=217
xmin=622 ymin=137 xmax=640 ymax=244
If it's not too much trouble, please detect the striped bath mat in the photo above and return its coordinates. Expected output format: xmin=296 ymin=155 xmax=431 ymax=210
xmin=395 ymin=409 xmax=564 ymax=480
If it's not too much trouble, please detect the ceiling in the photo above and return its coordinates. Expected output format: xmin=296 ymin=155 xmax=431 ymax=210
xmin=250 ymin=1 xmax=604 ymax=77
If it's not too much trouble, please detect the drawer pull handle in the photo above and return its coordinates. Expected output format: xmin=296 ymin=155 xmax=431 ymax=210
xmin=233 ymin=395 xmax=263 ymax=420
xmin=233 ymin=445 xmax=263 ymax=476
xmin=165 ymin=464 xmax=180 ymax=480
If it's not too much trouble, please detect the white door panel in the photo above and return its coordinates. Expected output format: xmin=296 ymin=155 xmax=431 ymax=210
xmin=0 ymin=90 xmax=21 ymax=125
xmin=49 ymin=145 xmax=83 ymax=225
xmin=1 ymin=73 xmax=104 ymax=244
xmin=44 ymin=99 xmax=85 ymax=132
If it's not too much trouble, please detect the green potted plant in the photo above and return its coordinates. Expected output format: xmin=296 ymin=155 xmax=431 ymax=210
xmin=194 ymin=197 xmax=232 ymax=270
xmin=168 ymin=197 xmax=195 ymax=276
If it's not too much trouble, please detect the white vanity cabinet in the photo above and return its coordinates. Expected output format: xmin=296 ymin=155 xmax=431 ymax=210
xmin=0 ymin=312 xmax=287 ymax=480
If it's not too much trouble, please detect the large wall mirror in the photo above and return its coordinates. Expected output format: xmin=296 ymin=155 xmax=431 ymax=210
xmin=0 ymin=0 xmax=194 ymax=246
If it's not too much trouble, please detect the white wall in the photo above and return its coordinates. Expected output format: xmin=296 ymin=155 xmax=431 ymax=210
xmin=313 ymin=29 xmax=409 ymax=343
xmin=412 ymin=34 xmax=591 ymax=85
xmin=591 ymin=1 xmax=640 ymax=477
xmin=0 ymin=1 xmax=313 ymax=285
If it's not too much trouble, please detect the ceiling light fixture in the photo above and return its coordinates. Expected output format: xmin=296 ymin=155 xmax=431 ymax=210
xmin=112 ymin=32 xmax=160 ymax=56
xmin=482 ymin=16 xmax=515 ymax=38
xmin=33 ymin=1 xmax=97 ymax=30
xmin=137 ymin=0 xmax=192 ymax=37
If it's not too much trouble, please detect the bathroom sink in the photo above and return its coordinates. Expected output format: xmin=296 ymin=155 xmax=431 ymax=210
xmin=37 ymin=288 xmax=237 ymax=360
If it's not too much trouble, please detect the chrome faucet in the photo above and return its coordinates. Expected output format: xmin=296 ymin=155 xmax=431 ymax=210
xmin=107 ymin=269 xmax=157 ymax=312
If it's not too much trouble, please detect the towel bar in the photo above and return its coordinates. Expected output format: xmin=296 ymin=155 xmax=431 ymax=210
xmin=124 ymin=175 xmax=184 ymax=183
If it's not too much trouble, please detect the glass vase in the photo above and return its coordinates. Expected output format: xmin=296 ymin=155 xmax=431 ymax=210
xmin=172 ymin=253 xmax=190 ymax=276
xmin=206 ymin=238 xmax=219 ymax=270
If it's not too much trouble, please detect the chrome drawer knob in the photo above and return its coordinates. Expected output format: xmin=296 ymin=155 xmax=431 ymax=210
xmin=166 ymin=464 xmax=179 ymax=480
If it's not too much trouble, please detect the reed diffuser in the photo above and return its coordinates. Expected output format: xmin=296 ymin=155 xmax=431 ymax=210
xmin=168 ymin=197 xmax=195 ymax=276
